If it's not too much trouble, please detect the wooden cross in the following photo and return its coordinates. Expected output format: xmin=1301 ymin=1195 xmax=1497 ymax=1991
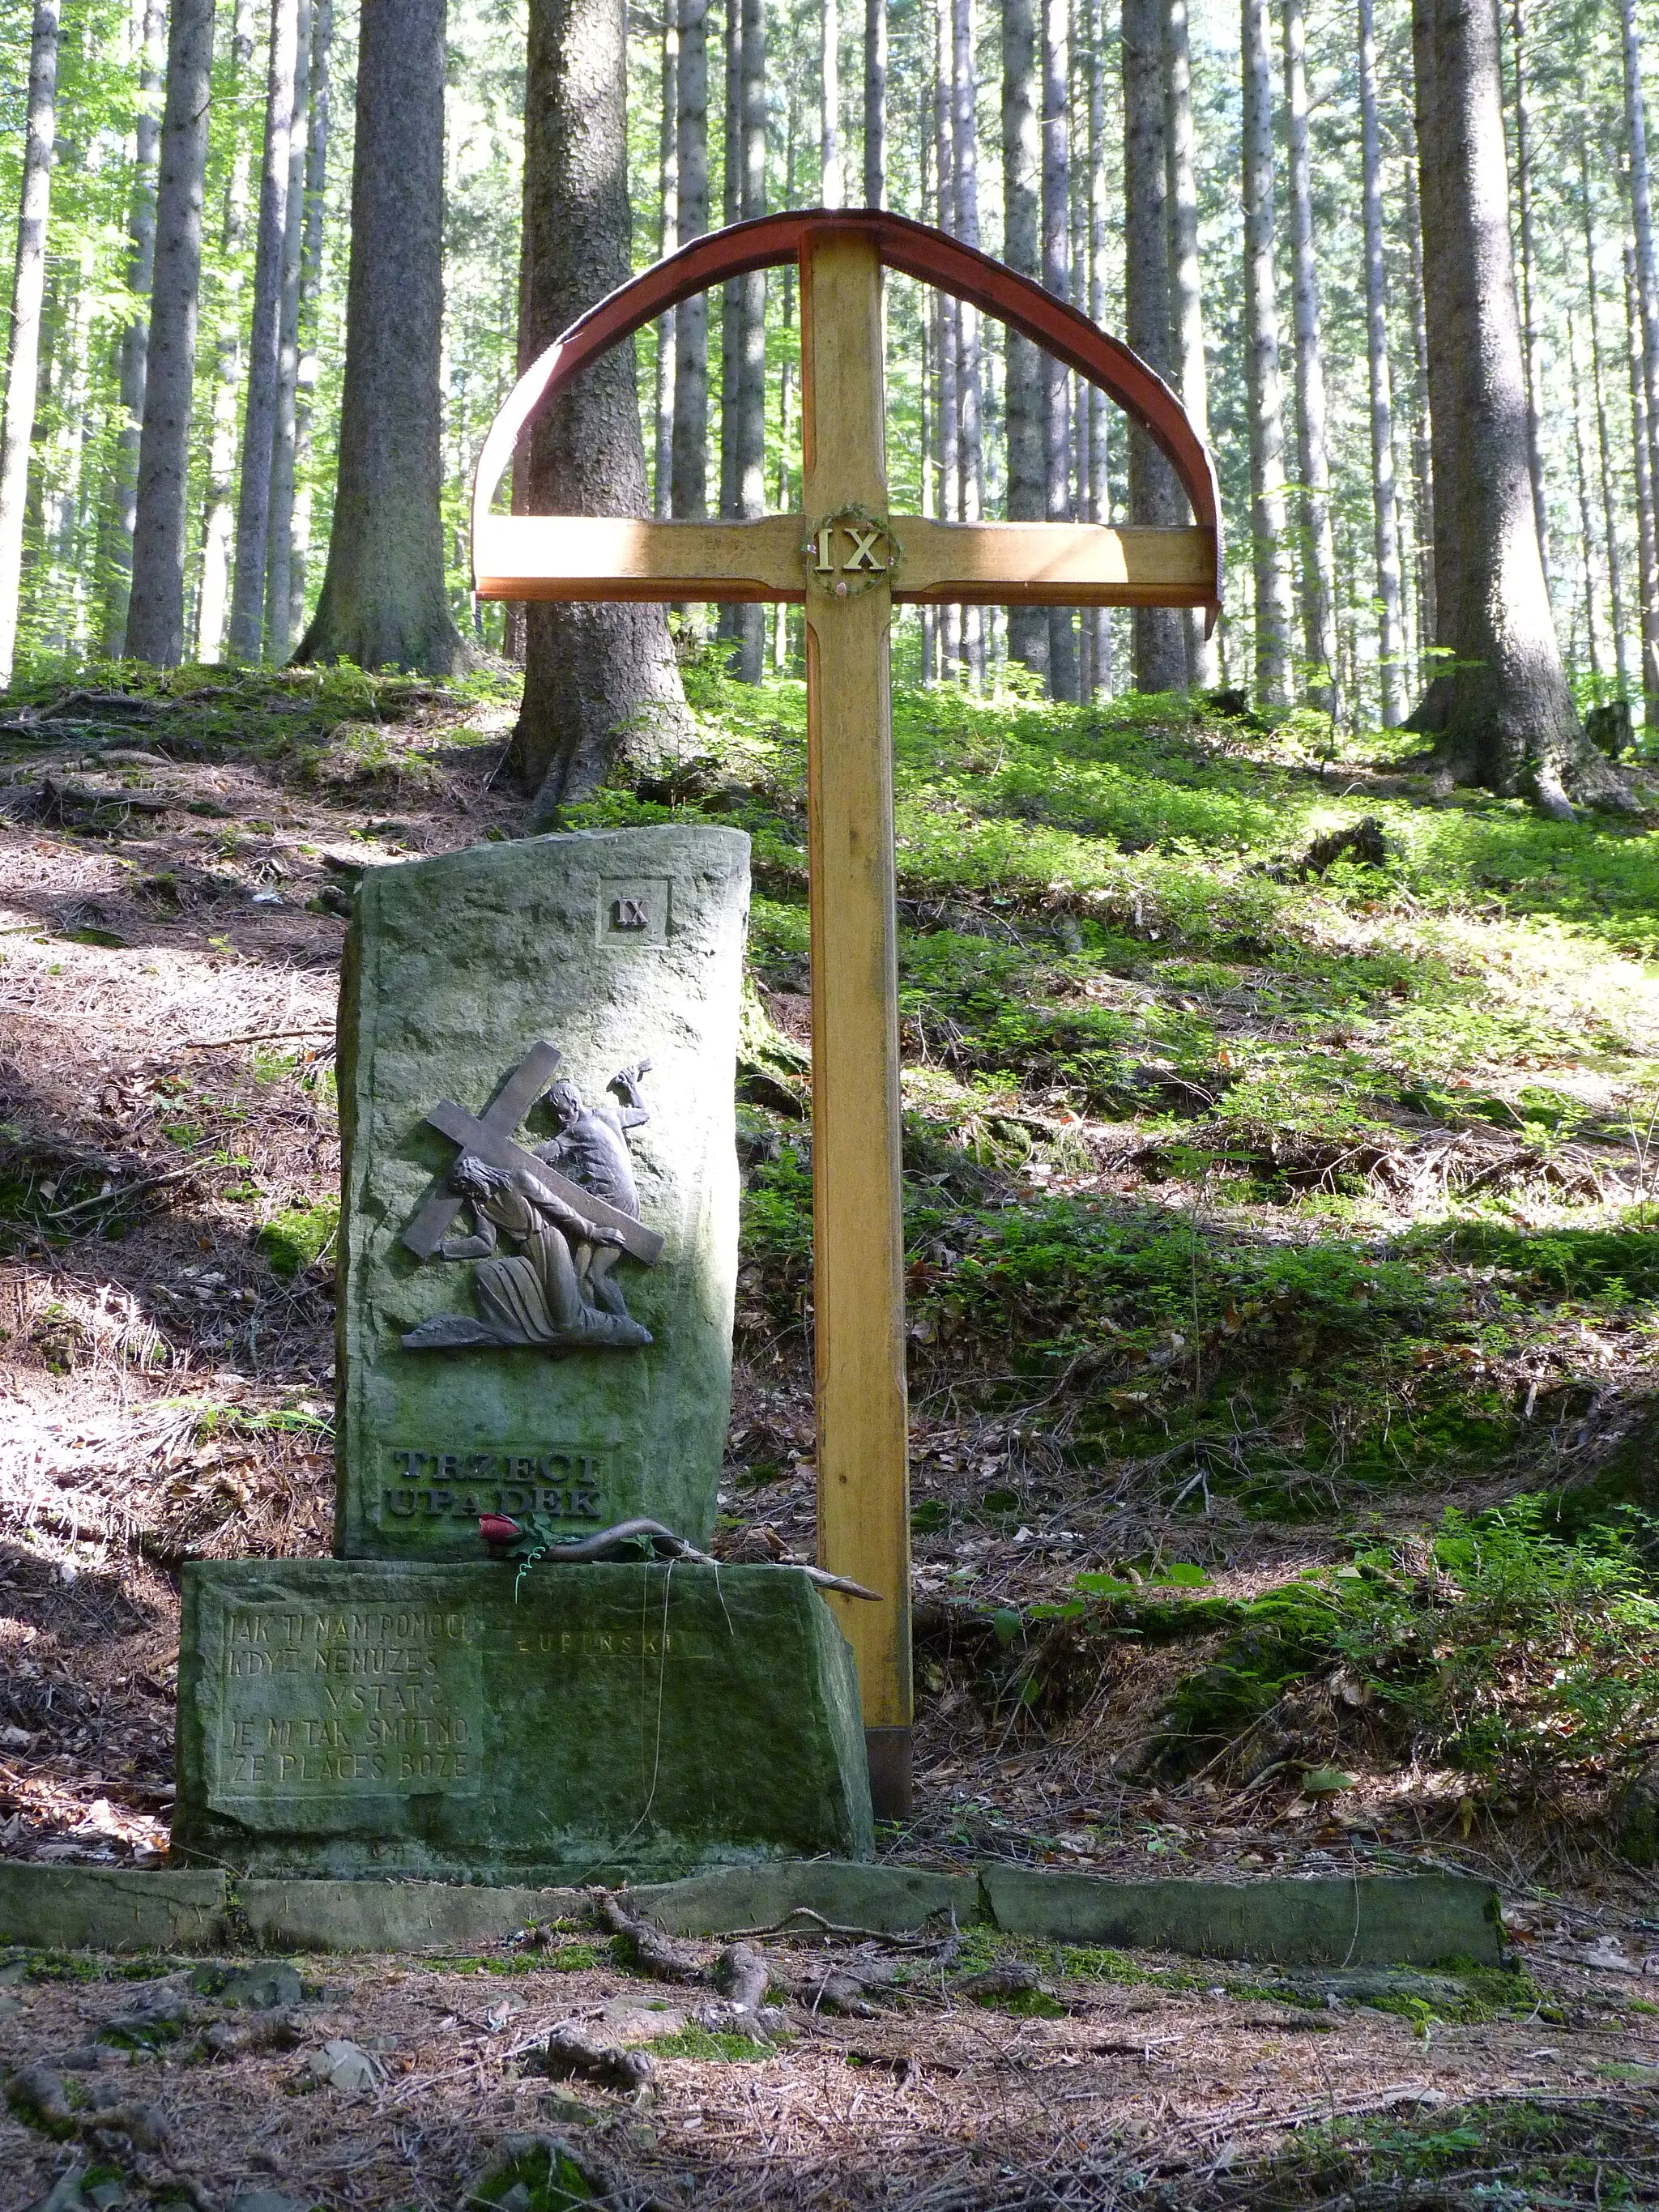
xmin=471 ymin=211 xmax=1221 ymax=1817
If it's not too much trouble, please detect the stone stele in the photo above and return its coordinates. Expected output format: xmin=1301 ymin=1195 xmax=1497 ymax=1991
xmin=335 ymin=822 xmax=749 ymax=1559
xmin=174 ymin=1561 xmax=873 ymax=1879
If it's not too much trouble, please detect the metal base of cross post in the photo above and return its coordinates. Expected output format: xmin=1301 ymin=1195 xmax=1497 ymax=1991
xmin=864 ymin=1725 xmax=913 ymax=1821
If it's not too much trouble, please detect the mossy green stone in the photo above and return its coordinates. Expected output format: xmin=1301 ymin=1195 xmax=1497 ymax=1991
xmin=335 ymin=824 xmax=750 ymax=1560
xmin=173 ymin=1561 xmax=873 ymax=1878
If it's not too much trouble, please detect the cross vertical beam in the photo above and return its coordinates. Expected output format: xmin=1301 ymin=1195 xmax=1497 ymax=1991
xmin=799 ymin=228 xmax=913 ymax=1818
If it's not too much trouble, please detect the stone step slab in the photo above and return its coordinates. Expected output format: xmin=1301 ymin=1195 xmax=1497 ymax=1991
xmin=0 ymin=1860 xmax=1500 ymax=1967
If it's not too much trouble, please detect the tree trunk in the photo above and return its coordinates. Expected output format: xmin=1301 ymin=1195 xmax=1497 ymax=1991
xmin=672 ymin=0 xmax=709 ymax=521
xmin=934 ymin=0 xmax=960 ymax=680
xmin=1624 ymin=241 xmax=1659 ymax=718
xmin=1622 ymin=0 xmax=1659 ymax=602
xmin=1281 ymin=0 xmax=1336 ymax=714
xmin=1001 ymin=0 xmax=1047 ymax=680
xmin=1083 ymin=0 xmax=1110 ymax=695
xmin=1041 ymin=0 xmax=1077 ymax=700
xmin=1401 ymin=134 xmax=1436 ymax=659
xmin=501 ymin=0 xmax=687 ymax=806
xmin=953 ymin=0 xmax=985 ymax=686
xmin=228 ymin=0 xmax=297 ymax=660
xmin=1506 ymin=0 xmax=1549 ymax=590
xmin=1565 ymin=312 xmax=1601 ymax=687
xmin=821 ymin=0 xmax=842 ymax=207
xmin=734 ymin=0 xmax=766 ymax=681
xmin=196 ymin=0 xmax=255 ymax=664
xmin=1358 ymin=0 xmax=1405 ymax=725
xmin=0 ymin=0 xmax=60 ymax=686
xmin=126 ymin=0 xmax=212 ymax=671
xmin=1164 ymin=0 xmax=1213 ymax=690
xmin=1408 ymin=0 xmax=1601 ymax=813
xmin=1580 ymin=142 xmax=1627 ymax=702
xmin=288 ymin=0 xmax=331 ymax=642
xmin=1241 ymin=0 xmax=1293 ymax=705
xmin=715 ymin=0 xmax=740 ymax=650
xmin=296 ymin=0 xmax=463 ymax=673
xmin=264 ymin=0 xmax=313 ymax=663
xmin=654 ymin=12 xmax=678 ymax=520
xmin=103 ymin=0 xmax=165 ymax=658
xmin=1122 ymin=0 xmax=1183 ymax=692
xmin=864 ymin=0 xmax=886 ymax=206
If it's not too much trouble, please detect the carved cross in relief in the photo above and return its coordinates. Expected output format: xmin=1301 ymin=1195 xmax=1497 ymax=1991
xmin=469 ymin=210 xmax=1222 ymax=1816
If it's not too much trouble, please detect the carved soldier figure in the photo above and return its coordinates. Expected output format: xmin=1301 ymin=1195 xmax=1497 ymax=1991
xmin=530 ymin=1061 xmax=651 ymax=1321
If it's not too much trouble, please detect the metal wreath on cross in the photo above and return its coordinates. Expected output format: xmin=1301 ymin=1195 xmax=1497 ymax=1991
xmin=471 ymin=209 xmax=1222 ymax=1818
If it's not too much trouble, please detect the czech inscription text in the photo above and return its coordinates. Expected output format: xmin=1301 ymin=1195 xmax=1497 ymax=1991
xmin=211 ymin=1604 xmax=484 ymax=1801
xmin=375 ymin=1447 xmax=604 ymax=1530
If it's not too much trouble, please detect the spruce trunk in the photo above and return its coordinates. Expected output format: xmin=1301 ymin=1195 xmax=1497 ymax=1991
xmin=125 ymin=0 xmax=213 ymax=671
xmin=1358 ymin=0 xmax=1405 ymax=725
xmin=0 ymin=0 xmax=61 ymax=686
xmin=505 ymin=0 xmax=688 ymax=803
xmin=1241 ymin=0 xmax=1293 ymax=706
xmin=1001 ymin=0 xmax=1047 ymax=680
xmin=1124 ymin=0 xmax=1183 ymax=693
xmin=1041 ymin=0 xmax=1077 ymax=701
xmin=295 ymin=0 xmax=463 ymax=673
xmin=1282 ymin=0 xmax=1337 ymax=714
xmin=1408 ymin=0 xmax=1600 ymax=812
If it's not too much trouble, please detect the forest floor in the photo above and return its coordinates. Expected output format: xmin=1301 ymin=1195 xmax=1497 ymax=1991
xmin=2 ymin=650 xmax=1658 ymax=2207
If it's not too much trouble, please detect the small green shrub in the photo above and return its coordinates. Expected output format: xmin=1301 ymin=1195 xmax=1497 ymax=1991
xmin=255 ymin=1200 xmax=339 ymax=1279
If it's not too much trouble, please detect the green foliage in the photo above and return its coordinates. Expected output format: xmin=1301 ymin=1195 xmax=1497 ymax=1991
xmin=467 ymin=2139 xmax=599 ymax=2210
xmin=647 ymin=2025 xmax=771 ymax=2061
xmin=254 ymin=1200 xmax=339 ymax=1280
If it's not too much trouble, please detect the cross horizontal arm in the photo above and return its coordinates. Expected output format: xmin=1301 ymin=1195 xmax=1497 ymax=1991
xmin=476 ymin=514 xmax=1218 ymax=611
xmin=474 ymin=516 xmax=804 ymax=603
xmin=895 ymin=522 xmax=1218 ymax=607
xmin=412 ymin=1100 xmax=666 ymax=1266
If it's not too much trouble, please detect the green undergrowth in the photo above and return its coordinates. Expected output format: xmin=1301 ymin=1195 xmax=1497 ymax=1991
xmin=1162 ymin=2091 xmax=1659 ymax=2210
xmin=926 ymin=1494 xmax=1659 ymax=1798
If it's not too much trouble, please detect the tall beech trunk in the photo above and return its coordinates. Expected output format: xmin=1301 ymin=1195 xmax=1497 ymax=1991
xmin=1581 ymin=147 xmax=1628 ymax=701
xmin=264 ymin=0 xmax=313 ymax=662
xmin=1402 ymin=138 xmax=1436 ymax=656
xmin=1358 ymin=0 xmax=1405 ymax=725
xmin=1002 ymin=0 xmax=1047 ymax=680
xmin=1165 ymin=0 xmax=1213 ymax=689
xmin=288 ymin=0 xmax=331 ymax=644
xmin=934 ymin=2 xmax=960 ymax=679
xmin=296 ymin=0 xmax=463 ymax=675
xmin=1566 ymin=312 xmax=1601 ymax=685
xmin=864 ymin=0 xmax=886 ymax=205
xmin=1625 ymin=241 xmax=1659 ymax=718
xmin=734 ymin=0 xmax=766 ymax=681
xmin=497 ymin=0 xmax=684 ymax=803
xmin=228 ymin=0 xmax=298 ymax=659
xmin=0 ymin=0 xmax=61 ymax=681
xmin=1281 ymin=0 xmax=1336 ymax=713
xmin=104 ymin=0 xmax=166 ymax=657
xmin=719 ymin=0 xmax=740 ymax=527
xmin=126 ymin=0 xmax=213 ymax=670
xmin=1122 ymin=0 xmax=1181 ymax=692
xmin=671 ymin=0 xmax=709 ymax=521
xmin=1041 ymin=0 xmax=1077 ymax=700
xmin=197 ymin=0 xmax=255 ymax=663
xmin=1506 ymin=0 xmax=1549 ymax=587
xmin=1083 ymin=0 xmax=1110 ymax=696
xmin=953 ymin=0 xmax=985 ymax=685
xmin=0 ymin=0 xmax=61 ymax=684
xmin=1408 ymin=0 xmax=1597 ymax=813
xmin=1241 ymin=0 xmax=1292 ymax=705
xmin=821 ymin=0 xmax=842 ymax=207
xmin=654 ymin=14 xmax=678 ymax=519
xmin=1622 ymin=0 xmax=1659 ymax=582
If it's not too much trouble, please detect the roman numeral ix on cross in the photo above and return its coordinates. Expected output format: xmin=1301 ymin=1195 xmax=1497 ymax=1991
xmin=471 ymin=209 xmax=1222 ymax=1817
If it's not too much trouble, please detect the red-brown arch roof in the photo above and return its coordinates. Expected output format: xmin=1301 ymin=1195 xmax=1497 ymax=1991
xmin=473 ymin=209 xmax=1219 ymax=587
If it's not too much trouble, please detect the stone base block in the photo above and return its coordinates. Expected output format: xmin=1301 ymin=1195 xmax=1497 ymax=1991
xmin=174 ymin=1560 xmax=873 ymax=1880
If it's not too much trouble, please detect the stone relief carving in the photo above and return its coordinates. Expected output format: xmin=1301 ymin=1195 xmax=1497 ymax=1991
xmin=401 ymin=1058 xmax=659 ymax=1356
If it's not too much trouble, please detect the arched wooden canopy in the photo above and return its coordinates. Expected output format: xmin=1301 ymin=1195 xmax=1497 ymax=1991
xmin=472 ymin=208 xmax=1221 ymax=617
